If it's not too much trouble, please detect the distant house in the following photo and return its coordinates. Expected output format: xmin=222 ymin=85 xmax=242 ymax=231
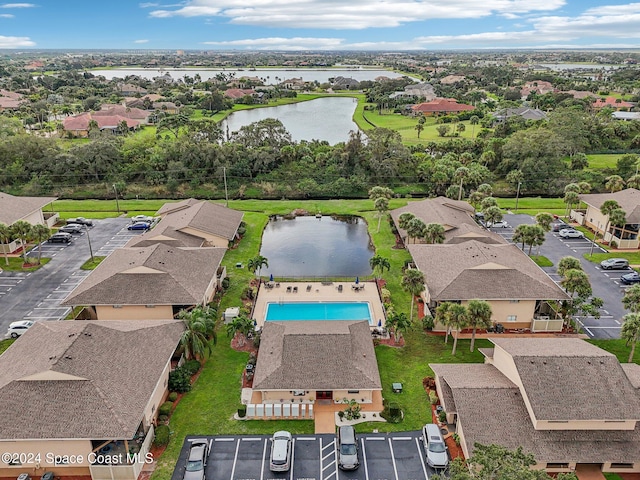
xmin=124 ymin=94 xmax=164 ymax=108
xmin=280 ymin=78 xmax=307 ymax=90
xmin=431 ymin=337 xmax=640 ymax=474
xmin=572 ymin=188 xmax=640 ymax=249
xmin=0 ymin=320 xmax=183 ymax=480
xmin=224 ymin=88 xmax=256 ymax=100
xmin=252 ymin=321 xmax=382 ymax=407
xmin=411 ymin=98 xmax=475 ymax=116
xmin=129 ymin=199 xmax=244 ymax=249
xmin=565 ymin=90 xmax=598 ymax=100
xmin=439 ymin=75 xmax=466 ymax=85
xmin=613 ymin=111 xmax=640 ymax=121
xmin=95 ymin=105 xmax=151 ymax=123
xmin=390 ymin=197 xmax=505 ymax=245
xmin=593 ymin=96 xmax=634 ymax=110
xmin=0 ymin=89 xmax=24 ymax=110
xmin=408 ymin=241 xmax=569 ymax=332
xmin=493 ymin=106 xmax=548 ymax=122
xmin=117 ymin=83 xmax=148 ymax=96
xmin=520 ymin=80 xmax=555 ymax=98
xmin=390 ymin=82 xmax=436 ymax=100
xmin=0 ymin=192 xmax=58 ymax=254
xmin=331 ymin=76 xmax=360 ymax=90
xmin=61 ymin=244 xmax=226 ymax=320
xmin=62 ymin=112 xmax=141 ymax=137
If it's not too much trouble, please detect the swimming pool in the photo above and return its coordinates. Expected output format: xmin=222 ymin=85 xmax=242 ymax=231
xmin=265 ymin=302 xmax=373 ymax=324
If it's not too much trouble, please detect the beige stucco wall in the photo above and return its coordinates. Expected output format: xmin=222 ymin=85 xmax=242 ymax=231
xmin=95 ymin=304 xmax=174 ymax=321
xmin=180 ymin=226 xmax=229 ymax=247
xmin=21 ymin=209 xmax=46 ymax=226
xmin=259 ymin=389 xmax=375 ymax=404
xmin=0 ymin=439 xmax=93 ymax=476
xmin=432 ymin=300 xmax=536 ymax=331
xmin=584 ymin=205 xmax=609 ymax=236
xmin=142 ymin=358 xmax=172 ymax=427
xmin=333 ymin=390 xmax=374 ymax=404
xmin=536 ymin=419 xmax=637 ymax=431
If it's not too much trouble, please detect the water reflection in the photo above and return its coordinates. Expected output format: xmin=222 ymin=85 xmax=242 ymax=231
xmin=260 ymin=215 xmax=374 ymax=277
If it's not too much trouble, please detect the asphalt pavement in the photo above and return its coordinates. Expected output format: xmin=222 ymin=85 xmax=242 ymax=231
xmin=0 ymin=217 xmax=134 ymax=335
xmin=494 ymin=213 xmax=629 ymax=339
xmin=173 ymin=431 xmax=439 ymax=480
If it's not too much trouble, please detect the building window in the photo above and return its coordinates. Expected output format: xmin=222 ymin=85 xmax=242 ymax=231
xmin=506 ymin=315 xmax=517 ymax=322
xmin=145 ymin=305 xmax=156 ymax=308
xmin=113 ymin=305 xmax=123 ymax=309
xmin=611 ymin=463 xmax=634 ymax=469
xmin=509 ymin=300 xmax=520 ymax=304
xmin=546 ymin=463 xmax=569 ymax=469
xmin=347 ymin=390 xmax=360 ymax=394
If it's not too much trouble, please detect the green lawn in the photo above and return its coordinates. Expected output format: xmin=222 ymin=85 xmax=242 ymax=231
xmin=0 ymin=256 xmax=50 ymax=271
xmin=587 ymin=153 xmax=622 ymax=170
xmin=583 ymin=251 xmax=640 ymax=265
xmin=80 ymin=256 xmax=106 ymax=270
xmin=604 ymin=473 xmax=624 ymax=480
xmin=0 ymin=339 xmax=15 ymax=355
xmin=497 ymin=197 xmax=566 ymax=215
xmin=530 ymin=255 xmax=553 ymax=267
xmin=589 ymin=338 xmax=640 ymax=363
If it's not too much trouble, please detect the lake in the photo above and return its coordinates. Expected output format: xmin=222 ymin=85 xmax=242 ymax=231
xmin=222 ymin=97 xmax=359 ymax=144
xmin=260 ymin=215 xmax=374 ymax=278
xmin=90 ymin=67 xmax=408 ymax=84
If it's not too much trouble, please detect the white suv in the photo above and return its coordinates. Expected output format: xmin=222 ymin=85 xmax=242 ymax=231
xmin=7 ymin=320 xmax=34 ymax=338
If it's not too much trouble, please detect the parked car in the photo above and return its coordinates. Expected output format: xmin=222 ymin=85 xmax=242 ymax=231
xmin=183 ymin=440 xmax=208 ymax=480
xmin=552 ymin=222 xmax=569 ymax=232
xmin=337 ymin=425 xmax=359 ymax=470
xmin=559 ymin=228 xmax=585 ymax=239
xmin=489 ymin=220 xmax=510 ymax=228
xmin=127 ymin=221 xmax=151 ymax=231
xmin=7 ymin=320 xmax=34 ymax=338
xmin=48 ymin=232 xmax=72 ymax=243
xmin=131 ymin=215 xmax=154 ymax=223
xmin=66 ymin=217 xmax=93 ymax=226
xmin=600 ymin=258 xmax=630 ymax=270
xmin=269 ymin=431 xmax=292 ymax=472
xmin=621 ymin=272 xmax=640 ymax=285
xmin=422 ymin=424 xmax=449 ymax=470
xmin=58 ymin=224 xmax=83 ymax=234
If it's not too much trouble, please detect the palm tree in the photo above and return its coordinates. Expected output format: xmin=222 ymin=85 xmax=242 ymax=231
xmin=561 ymin=269 xmax=592 ymax=299
xmin=621 ymin=313 xmax=640 ymax=362
xmin=397 ymin=212 xmax=415 ymax=244
xmin=435 ymin=302 xmax=453 ymax=344
xmin=386 ymin=312 xmax=411 ymax=343
xmin=369 ymin=255 xmax=390 ymax=281
xmin=31 ymin=224 xmax=51 ymax=265
xmin=423 ymin=223 xmax=445 ymax=244
xmin=10 ymin=220 xmax=33 ymax=264
xmin=415 ymin=121 xmax=424 ymax=139
xmin=557 ymin=256 xmax=583 ymax=277
xmin=605 ymin=175 xmax=625 ymax=193
xmin=608 ymin=208 xmax=627 ymax=244
xmin=483 ymin=206 xmax=503 ymax=228
xmin=226 ymin=314 xmax=255 ymax=347
xmin=178 ymin=307 xmax=216 ymax=360
xmin=467 ymin=300 xmax=492 ymax=352
xmin=402 ymin=269 xmax=425 ymax=323
xmin=469 ymin=115 xmax=479 ymax=138
xmin=524 ymin=224 xmax=545 ymax=256
xmin=444 ymin=303 xmax=468 ymax=355
xmin=622 ymin=284 xmax=640 ymax=313
xmin=0 ymin=223 xmax=12 ymax=266
xmin=406 ymin=217 xmax=426 ymax=244
xmin=627 ymin=174 xmax=640 ymax=189
xmin=600 ymin=199 xmax=620 ymax=243
xmin=247 ymin=255 xmax=269 ymax=279
xmin=374 ymin=197 xmax=389 ymax=233
xmin=563 ymin=191 xmax=580 ymax=219
xmin=454 ymin=166 xmax=470 ymax=201
xmin=535 ymin=212 xmax=554 ymax=233
xmin=512 ymin=224 xmax=528 ymax=250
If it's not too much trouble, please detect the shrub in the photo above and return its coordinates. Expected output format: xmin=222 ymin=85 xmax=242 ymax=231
xmin=380 ymin=400 xmax=403 ymax=424
xmin=158 ymin=401 xmax=173 ymax=417
xmin=167 ymin=392 xmax=178 ymax=402
xmin=422 ymin=315 xmax=435 ymax=331
xmin=158 ymin=415 xmax=169 ymax=424
xmin=452 ymin=433 xmax=461 ymax=446
xmin=153 ymin=425 xmax=170 ymax=447
xmin=237 ymin=226 xmax=246 ymax=236
xmin=438 ymin=410 xmax=447 ymax=424
xmin=183 ymin=359 xmax=201 ymax=376
xmin=429 ymin=391 xmax=439 ymax=405
xmin=611 ymin=240 xmax=618 ymax=249
xmin=237 ymin=405 xmax=246 ymax=418
xmin=169 ymin=367 xmax=192 ymax=393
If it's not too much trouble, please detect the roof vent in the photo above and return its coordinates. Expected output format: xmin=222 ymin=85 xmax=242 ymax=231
xmin=64 ymin=356 xmax=72 ymax=360
xmin=68 ymin=333 xmax=75 ymax=337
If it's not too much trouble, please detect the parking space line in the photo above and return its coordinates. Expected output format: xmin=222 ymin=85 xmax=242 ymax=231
xmin=360 ymin=438 xmax=370 ymax=480
xmin=289 ymin=439 xmax=296 ymax=480
xmin=261 ymin=438 xmax=267 ymax=480
xmin=391 ymin=437 xmax=412 ymax=441
xmin=229 ymin=438 xmax=241 ymax=480
xmin=297 ymin=437 xmax=316 ymax=441
xmin=365 ymin=437 xmax=385 ymax=441
xmin=241 ymin=437 xmax=261 ymax=441
xmin=214 ymin=438 xmax=235 ymax=442
xmin=414 ymin=437 xmax=429 ymax=480
xmin=615 ymin=320 xmax=620 ymax=325
xmin=388 ymin=438 xmax=399 ymax=480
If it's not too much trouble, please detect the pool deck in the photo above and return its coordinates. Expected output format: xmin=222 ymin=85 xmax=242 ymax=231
xmin=252 ymin=281 xmax=386 ymax=329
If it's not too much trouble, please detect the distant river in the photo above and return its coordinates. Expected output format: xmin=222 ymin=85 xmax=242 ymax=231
xmin=90 ymin=67 xmax=408 ymax=84
xmin=222 ymin=97 xmax=360 ymax=145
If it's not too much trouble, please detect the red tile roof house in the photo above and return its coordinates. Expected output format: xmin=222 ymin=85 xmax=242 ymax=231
xmin=95 ymin=105 xmax=151 ymax=123
xmin=224 ymin=88 xmax=257 ymax=100
xmin=411 ymin=98 xmax=475 ymax=116
xmin=62 ymin=113 xmax=141 ymax=138
xmin=593 ymin=96 xmax=634 ymax=110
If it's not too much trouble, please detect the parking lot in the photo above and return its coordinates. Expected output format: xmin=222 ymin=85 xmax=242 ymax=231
xmin=173 ymin=432 xmax=438 ymax=480
xmin=497 ymin=214 xmax=629 ymax=339
xmin=0 ymin=217 xmax=135 ymax=334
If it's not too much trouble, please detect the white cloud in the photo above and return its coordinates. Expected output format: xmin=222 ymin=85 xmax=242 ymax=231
xmin=583 ymin=3 xmax=640 ymax=16
xmin=1 ymin=3 xmax=35 ymax=7
xmin=134 ymin=39 xmax=150 ymax=43
xmin=0 ymin=13 xmax=14 ymax=17
xmin=0 ymin=35 xmax=34 ymax=47
xmin=203 ymin=36 xmax=344 ymax=50
xmin=149 ymin=0 xmax=565 ymax=29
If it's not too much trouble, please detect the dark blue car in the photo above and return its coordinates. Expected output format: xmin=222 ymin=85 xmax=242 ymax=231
xmin=127 ymin=221 xmax=151 ymax=231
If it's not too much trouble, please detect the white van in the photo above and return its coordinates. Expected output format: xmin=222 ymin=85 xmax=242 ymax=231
xmin=269 ymin=431 xmax=292 ymax=472
xmin=422 ymin=424 xmax=449 ymax=470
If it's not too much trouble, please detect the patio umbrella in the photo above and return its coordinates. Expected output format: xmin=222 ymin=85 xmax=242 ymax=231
xmin=355 ymin=276 xmax=359 ymax=284
xmin=378 ymin=319 xmax=382 ymax=327
xmin=270 ymin=273 xmax=274 ymax=282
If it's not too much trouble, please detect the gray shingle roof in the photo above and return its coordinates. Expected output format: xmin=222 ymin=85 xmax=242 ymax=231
xmin=252 ymin=321 xmax=382 ymax=391
xmin=0 ymin=320 xmax=183 ymax=440
xmin=61 ymin=245 xmax=226 ymax=306
xmin=579 ymin=188 xmax=640 ymax=224
xmin=0 ymin=192 xmax=56 ymax=225
xmin=408 ymin=241 xmax=569 ymax=301
xmin=622 ymin=363 xmax=640 ymax=389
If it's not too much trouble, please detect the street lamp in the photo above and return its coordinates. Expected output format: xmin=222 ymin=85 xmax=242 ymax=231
xmin=515 ymin=181 xmax=522 ymax=213
xmin=113 ymin=184 xmax=120 ymax=215
xmin=85 ymin=224 xmax=94 ymax=263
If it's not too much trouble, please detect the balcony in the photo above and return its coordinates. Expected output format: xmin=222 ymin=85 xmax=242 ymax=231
xmin=88 ymin=425 xmax=154 ymax=480
xmin=531 ymin=316 xmax=564 ymax=333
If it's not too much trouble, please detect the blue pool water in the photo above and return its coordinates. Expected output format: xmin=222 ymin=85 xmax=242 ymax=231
xmin=265 ymin=302 xmax=372 ymax=324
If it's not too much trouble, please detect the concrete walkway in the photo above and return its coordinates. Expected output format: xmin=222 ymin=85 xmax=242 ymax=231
xmin=575 ymin=464 xmax=606 ymax=480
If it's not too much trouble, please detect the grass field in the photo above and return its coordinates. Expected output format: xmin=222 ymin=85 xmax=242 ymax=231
xmin=0 ymin=255 xmax=50 ymax=271
xmin=587 ymin=153 xmax=623 ymax=170
xmin=0 ymin=339 xmax=15 ymax=355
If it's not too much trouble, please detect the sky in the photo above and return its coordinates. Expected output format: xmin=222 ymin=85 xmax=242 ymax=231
xmin=0 ymin=1 xmax=640 ymax=51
